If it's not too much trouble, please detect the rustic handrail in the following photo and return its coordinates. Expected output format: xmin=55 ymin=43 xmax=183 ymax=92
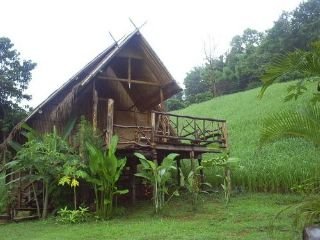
xmin=152 ymin=111 xmax=226 ymax=123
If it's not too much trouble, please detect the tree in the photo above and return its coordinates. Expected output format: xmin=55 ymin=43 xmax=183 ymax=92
xmin=6 ymin=126 xmax=74 ymax=219
xmin=183 ymin=67 xmax=207 ymax=102
xmin=258 ymin=38 xmax=320 ymax=229
xmin=259 ymin=42 xmax=320 ymax=144
xmin=0 ymin=37 xmax=36 ymax=142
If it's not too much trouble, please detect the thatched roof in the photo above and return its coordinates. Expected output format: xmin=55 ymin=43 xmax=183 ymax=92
xmin=1 ymin=29 xmax=182 ymax=149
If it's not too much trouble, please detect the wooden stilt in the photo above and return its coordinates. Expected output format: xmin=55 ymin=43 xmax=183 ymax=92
xmin=190 ymin=151 xmax=195 ymax=172
xmin=152 ymin=149 xmax=158 ymax=164
xmin=131 ymin=162 xmax=137 ymax=205
xmin=198 ymin=158 xmax=205 ymax=183
xmin=106 ymin=99 xmax=114 ymax=146
xmin=92 ymin=82 xmax=98 ymax=133
xmin=176 ymin=158 xmax=181 ymax=186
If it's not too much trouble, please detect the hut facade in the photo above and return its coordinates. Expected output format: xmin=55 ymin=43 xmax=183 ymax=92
xmin=2 ymin=29 xmax=228 ymax=214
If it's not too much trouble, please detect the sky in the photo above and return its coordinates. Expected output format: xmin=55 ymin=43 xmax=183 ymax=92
xmin=0 ymin=0 xmax=303 ymax=108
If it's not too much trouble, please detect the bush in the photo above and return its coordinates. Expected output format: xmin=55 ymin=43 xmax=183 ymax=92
xmin=166 ymin=99 xmax=186 ymax=111
xmin=188 ymin=91 xmax=212 ymax=104
xmin=57 ymin=206 xmax=90 ymax=223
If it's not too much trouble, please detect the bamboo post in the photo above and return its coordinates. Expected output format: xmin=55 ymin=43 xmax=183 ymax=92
xmin=128 ymin=57 xmax=131 ymax=89
xmin=190 ymin=151 xmax=195 ymax=172
xmin=198 ymin=157 xmax=205 ymax=184
xmin=92 ymin=83 xmax=98 ymax=133
xmin=18 ymin=171 xmax=21 ymax=208
xmin=160 ymin=88 xmax=164 ymax=110
xmin=222 ymin=122 xmax=228 ymax=148
xmin=131 ymin=162 xmax=137 ymax=205
xmin=176 ymin=158 xmax=181 ymax=186
xmin=106 ymin=99 xmax=114 ymax=147
xmin=151 ymin=112 xmax=156 ymax=144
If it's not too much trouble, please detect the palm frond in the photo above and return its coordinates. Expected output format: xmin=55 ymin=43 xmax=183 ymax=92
xmin=260 ymin=105 xmax=320 ymax=146
xmin=259 ymin=41 xmax=320 ymax=98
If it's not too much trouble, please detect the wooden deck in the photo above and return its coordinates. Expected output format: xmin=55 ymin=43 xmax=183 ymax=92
xmin=110 ymin=110 xmax=227 ymax=156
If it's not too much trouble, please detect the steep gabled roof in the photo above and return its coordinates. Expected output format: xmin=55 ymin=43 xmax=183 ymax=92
xmin=1 ymin=29 xmax=181 ymax=148
xmin=27 ymin=29 xmax=181 ymax=121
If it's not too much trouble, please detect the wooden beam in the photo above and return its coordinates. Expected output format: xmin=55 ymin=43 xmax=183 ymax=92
xmin=190 ymin=151 xmax=195 ymax=172
xmin=92 ymin=83 xmax=98 ymax=133
xmin=128 ymin=57 xmax=131 ymax=88
xmin=97 ymin=75 xmax=161 ymax=87
xmin=160 ymin=88 xmax=164 ymax=109
xmin=105 ymin=99 xmax=114 ymax=147
xmin=151 ymin=112 xmax=156 ymax=144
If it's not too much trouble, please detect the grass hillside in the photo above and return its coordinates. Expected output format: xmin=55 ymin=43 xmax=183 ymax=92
xmin=175 ymin=81 xmax=320 ymax=192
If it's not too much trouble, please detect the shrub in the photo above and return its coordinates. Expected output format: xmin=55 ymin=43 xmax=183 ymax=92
xmin=57 ymin=206 xmax=90 ymax=223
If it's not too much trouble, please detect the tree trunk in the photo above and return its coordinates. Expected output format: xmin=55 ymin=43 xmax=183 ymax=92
xmin=42 ymin=181 xmax=49 ymax=219
xmin=73 ymin=186 xmax=77 ymax=210
xmin=32 ymin=183 xmax=41 ymax=218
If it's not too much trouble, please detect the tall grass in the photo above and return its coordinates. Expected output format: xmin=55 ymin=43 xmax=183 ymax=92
xmin=175 ymin=81 xmax=320 ymax=193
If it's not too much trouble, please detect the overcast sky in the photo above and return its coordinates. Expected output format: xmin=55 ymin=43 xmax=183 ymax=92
xmin=1 ymin=0 xmax=302 ymax=107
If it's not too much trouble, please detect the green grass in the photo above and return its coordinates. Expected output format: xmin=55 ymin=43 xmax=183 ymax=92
xmin=175 ymin=81 xmax=320 ymax=192
xmin=0 ymin=193 xmax=303 ymax=240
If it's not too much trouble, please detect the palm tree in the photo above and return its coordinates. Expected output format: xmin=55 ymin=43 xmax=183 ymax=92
xmin=259 ymin=41 xmax=320 ymax=145
xmin=260 ymin=105 xmax=320 ymax=146
xmin=259 ymin=41 xmax=320 ymax=228
xmin=259 ymin=41 xmax=320 ymax=99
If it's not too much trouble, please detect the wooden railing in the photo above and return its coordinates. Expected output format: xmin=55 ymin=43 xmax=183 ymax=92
xmin=112 ymin=111 xmax=227 ymax=150
xmin=151 ymin=111 xmax=227 ymax=148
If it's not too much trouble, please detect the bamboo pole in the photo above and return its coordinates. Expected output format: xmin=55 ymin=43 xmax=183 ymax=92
xmin=92 ymin=82 xmax=98 ymax=133
xmin=106 ymin=99 xmax=114 ymax=147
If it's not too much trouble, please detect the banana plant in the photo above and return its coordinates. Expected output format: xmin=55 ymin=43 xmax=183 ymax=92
xmin=134 ymin=153 xmax=179 ymax=214
xmin=85 ymin=135 xmax=128 ymax=219
xmin=203 ymin=153 xmax=240 ymax=204
xmin=179 ymin=166 xmax=212 ymax=211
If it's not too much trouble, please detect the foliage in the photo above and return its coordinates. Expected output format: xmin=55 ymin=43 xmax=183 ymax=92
xmin=0 ymin=37 xmax=36 ymax=141
xmin=0 ymin=174 xmax=7 ymax=213
xmin=6 ymin=125 xmax=75 ymax=218
xmin=85 ymin=135 xmax=128 ymax=219
xmin=183 ymin=67 xmax=207 ymax=101
xmin=166 ymin=98 xmax=186 ymax=111
xmin=74 ymin=116 xmax=104 ymax=161
xmin=57 ymin=206 xmax=90 ymax=224
xmin=134 ymin=153 xmax=179 ymax=213
xmin=259 ymin=41 xmax=320 ymax=101
xmin=181 ymin=0 xmax=320 ymax=104
xmin=260 ymin=104 xmax=320 ymax=147
xmin=58 ymin=162 xmax=86 ymax=210
xmin=174 ymin=81 xmax=320 ymax=193
xmin=203 ymin=153 xmax=240 ymax=204
xmin=179 ymin=166 xmax=211 ymax=210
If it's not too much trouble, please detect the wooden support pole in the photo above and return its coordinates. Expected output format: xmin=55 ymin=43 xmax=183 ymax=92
xmin=128 ymin=57 xmax=131 ymax=89
xmin=176 ymin=158 xmax=181 ymax=186
xmin=198 ymin=157 xmax=205 ymax=184
xmin=106 ymin=99 xmax=114 ymax=147
xmin=160 ymin=88 xmax=164 ymax=110
xmin=151 ymin=112 xmax=156 ymax=144
xmin=92 ymin=83 xmax=98 ymax=133
xmin=131 ymin=162 xmax=137 ymax=205
xmin=18 ymin=171 xmax=21 ymax=208
xmin=152 ymin=149 xmax=158 ymax=164
xmin=190 ymin=151 xmax=195 ymax=172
